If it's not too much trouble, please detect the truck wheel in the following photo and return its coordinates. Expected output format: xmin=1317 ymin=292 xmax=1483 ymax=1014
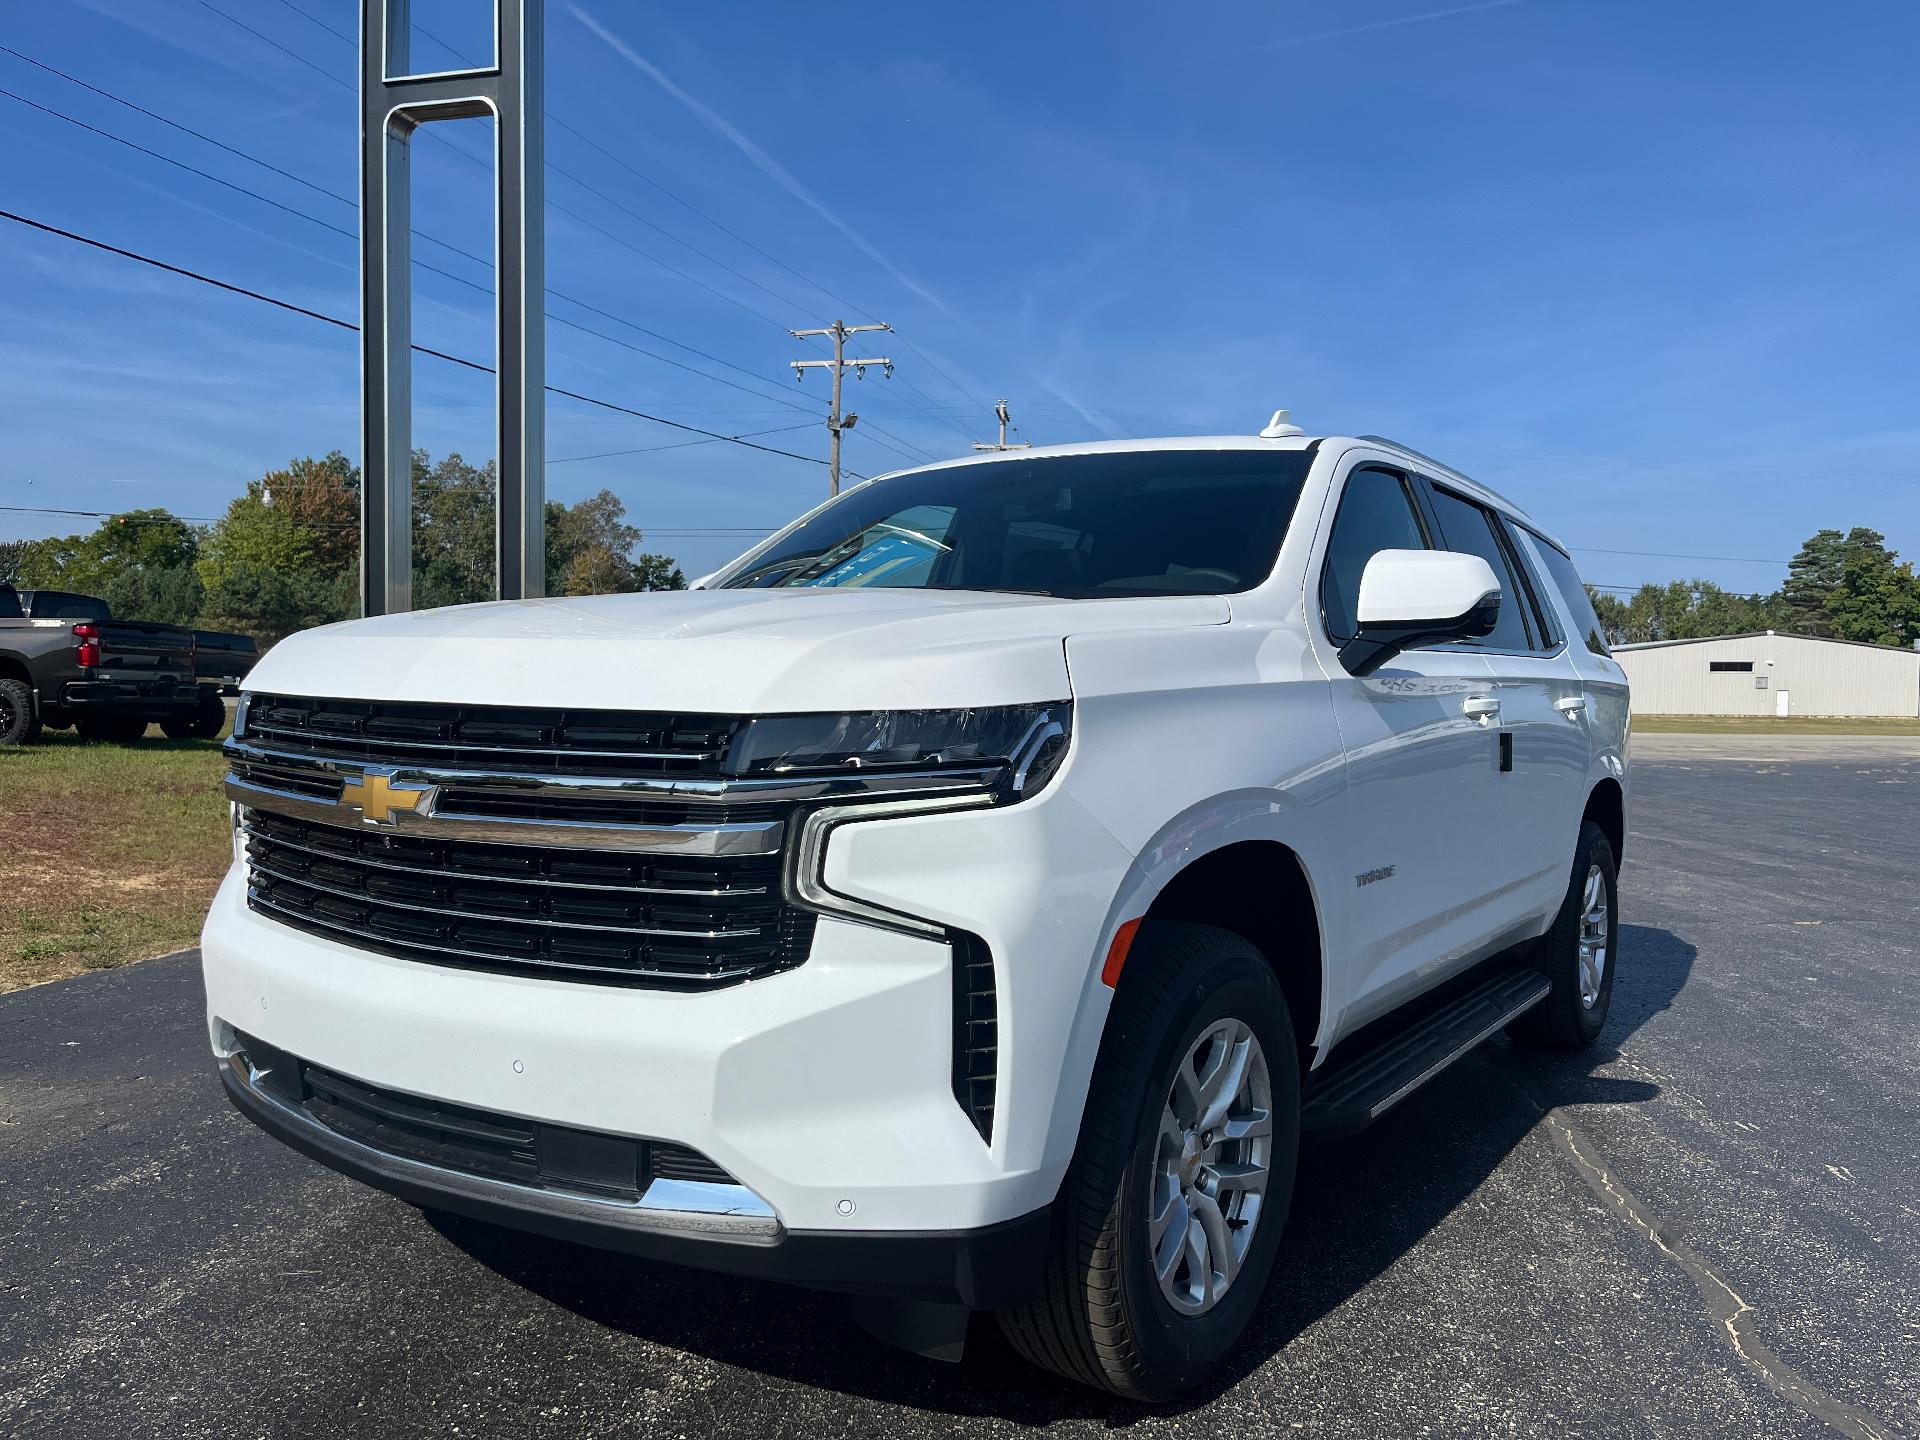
xmin=162 ymin=692 xmax=226 ymax=741
xmin=187 ymin=689 xmax=228 ymax=739
xmin=1509 ymin=820 xmax=1618 ymax=1050
xmin=997 ymin=921 xmax=1299 ymax=1400
xmin=77 ymin=715 xmax=147 ymax=744
xmin=0 ymin=678 xmax=39 ymax=745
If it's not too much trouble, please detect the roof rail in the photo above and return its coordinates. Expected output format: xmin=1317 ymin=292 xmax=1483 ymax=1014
xmin=1355 ymin=435 xmax=1468 ymax=480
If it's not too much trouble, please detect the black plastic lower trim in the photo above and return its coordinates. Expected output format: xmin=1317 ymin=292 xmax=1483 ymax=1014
xmin=221 ymin=1059 xmax=1051 ymax=1309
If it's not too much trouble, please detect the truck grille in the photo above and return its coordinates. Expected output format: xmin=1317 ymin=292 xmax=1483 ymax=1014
xmin=243 ymin=693 xmax=744 ymax=777
xmin=243 ymin=811 xmax=814 ymax=989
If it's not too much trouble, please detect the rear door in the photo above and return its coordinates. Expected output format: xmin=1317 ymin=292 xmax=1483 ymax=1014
xmin=1419 ymin=482 xmax=1589 ymax=933
xmin=1313 ymin=459 xmax=1504 ymax=1032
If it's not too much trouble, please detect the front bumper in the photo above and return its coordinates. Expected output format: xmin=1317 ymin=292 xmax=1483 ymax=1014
xmin=219 ymin=1036 xmax=1050 ymax=1307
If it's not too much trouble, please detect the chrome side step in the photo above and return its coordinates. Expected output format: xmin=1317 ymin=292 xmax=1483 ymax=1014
xmin=1302 ymin=967 xmax=1550 ymax=1137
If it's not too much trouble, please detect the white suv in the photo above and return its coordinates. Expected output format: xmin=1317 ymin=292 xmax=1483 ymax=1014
xmin=202 ymin=423 xmax=1629 ymax=1398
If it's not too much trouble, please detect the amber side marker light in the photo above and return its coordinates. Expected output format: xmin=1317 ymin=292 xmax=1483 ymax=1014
xmin=1100 ymin=918 xmax=1142 ymax=988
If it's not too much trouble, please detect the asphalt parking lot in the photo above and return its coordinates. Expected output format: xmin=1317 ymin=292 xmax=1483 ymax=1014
xmin=3 ymin=735 xmax=1916 ymax=1439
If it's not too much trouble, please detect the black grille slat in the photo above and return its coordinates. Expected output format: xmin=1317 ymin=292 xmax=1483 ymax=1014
xmin=244 ymin=813 xmax=812 ymax=989
xmin=951 ymin=932 xmax=998 ymax=1143
xmin=244 ymin=694 xmax=743 ymax=776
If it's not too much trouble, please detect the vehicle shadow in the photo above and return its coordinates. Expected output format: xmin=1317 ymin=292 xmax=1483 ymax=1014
xmin=428 ymin=922 xmax=1695 ymax=1423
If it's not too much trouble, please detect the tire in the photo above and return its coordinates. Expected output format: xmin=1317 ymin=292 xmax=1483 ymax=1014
xmin=1509 ymin=820 xmax=1618 ymax=1049
xmin=997 ymin=921 xmax=1301 ymax=1400
xmin=187 ymin=689 xmax=228 ymax=739
xmin=76 ymin=714 xmax=147 ymax=744
xmin=162 ymin=691 xmax=226 ymax=741
xmin=0 ymin=677 xmax=39 ymax=746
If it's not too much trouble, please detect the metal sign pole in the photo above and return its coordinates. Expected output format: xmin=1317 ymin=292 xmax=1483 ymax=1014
xmin=360 ymin=0 xmax=545 ymax=617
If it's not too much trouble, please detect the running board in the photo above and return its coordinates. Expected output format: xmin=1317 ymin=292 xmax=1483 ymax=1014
xmin=1302 ymin=967 xmax=1550 ymax=1136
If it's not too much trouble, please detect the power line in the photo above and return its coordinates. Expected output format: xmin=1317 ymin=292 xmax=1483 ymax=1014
xmin=181 ymin=5 xmax=940 ymax=465
xmin=0 ymin=73 xmax=934 ymax=466
xmin=1569 ymin=546 xmax=1792 ymax=566
xmin=0 ymin=207 xmax=862 ymax=474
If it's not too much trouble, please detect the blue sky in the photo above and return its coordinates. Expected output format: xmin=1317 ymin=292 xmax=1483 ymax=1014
xmin=3 ymin=0 xmax=1917 ymax=593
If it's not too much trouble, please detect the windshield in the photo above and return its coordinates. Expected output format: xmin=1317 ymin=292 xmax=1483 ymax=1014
xmin=716 ymin=449 xmax=1314 ymax=597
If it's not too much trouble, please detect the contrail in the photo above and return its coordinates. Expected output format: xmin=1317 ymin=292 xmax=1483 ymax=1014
xmin=566 ymin=4 xmax=1126 ymax=440
xmin=566 ymin=4 xmax=954 ymax=323
xmin=1256 ymin=0 xmax=1536 ymax=49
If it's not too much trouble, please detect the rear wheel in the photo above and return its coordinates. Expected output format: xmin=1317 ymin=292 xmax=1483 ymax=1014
xmin=76 ymin=714 xmax=147 ymax=744
xmin=162 ymin=691 xmax=226 ymax=740
xmin=997 ymin=921 xmax=1300 ymax=1399
xmin=0 ymin=678 xmax=39 ymax=746
xmin=1509 ymin=819 xmax=1618 ymax=1049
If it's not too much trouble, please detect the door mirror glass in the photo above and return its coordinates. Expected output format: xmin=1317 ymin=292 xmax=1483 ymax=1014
xmin=1343 ymin=549 xmax=1501 ymax=674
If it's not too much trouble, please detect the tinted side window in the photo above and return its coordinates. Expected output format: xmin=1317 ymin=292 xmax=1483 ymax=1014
xmin=1523 ymin=531 xmax=1612 ymax=657
xmin=1424 ymin=487 xmax=1535 ymax=652
xmin=1320 ymin=468 xmax=1428 ymax=644
xmin=30 ymin=592 xmax=111 ymax=621
xmin=0 ymin=586 xmax=21 ymax=620
xmin=1497 ymin=516 xmax=1561 ymax=648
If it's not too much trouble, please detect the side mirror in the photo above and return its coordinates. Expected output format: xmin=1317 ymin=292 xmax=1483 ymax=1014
xmin=1341 ymin=549 xmax=1501 ymax=675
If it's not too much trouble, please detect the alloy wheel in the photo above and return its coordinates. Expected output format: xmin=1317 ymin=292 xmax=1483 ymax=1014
xmin=1577 ymin=863 xmax=1610 ymax=1009
xmin=1148 ymin=1018 xmax=1273 ymax=1316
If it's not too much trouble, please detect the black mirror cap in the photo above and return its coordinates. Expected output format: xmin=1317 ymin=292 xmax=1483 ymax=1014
xmin=1337 ymin=590 xmax=1501 ymax=676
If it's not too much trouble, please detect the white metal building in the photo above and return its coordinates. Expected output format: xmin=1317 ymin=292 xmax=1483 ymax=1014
xmin=1613 ymin=631 xmax=1920 ymax=717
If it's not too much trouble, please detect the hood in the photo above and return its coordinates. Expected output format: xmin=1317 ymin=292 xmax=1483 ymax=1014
xmin=244 ymin=587 xmax=1230 ymax=712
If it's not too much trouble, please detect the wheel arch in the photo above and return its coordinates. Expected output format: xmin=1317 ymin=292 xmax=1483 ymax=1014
xmin=1131 ymin=840 xmax=1325 ymax=1070
xmin=1584 ymin=776 xmax=1625 ymax=864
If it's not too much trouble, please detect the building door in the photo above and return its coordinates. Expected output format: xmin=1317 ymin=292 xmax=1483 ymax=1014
xmin=1777 ymin=689 xmax=1792 ymax=717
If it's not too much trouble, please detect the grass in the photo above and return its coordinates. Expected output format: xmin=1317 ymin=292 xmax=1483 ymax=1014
xmin=1633 ymin=713 xmax=1920 ymax=735
xmin=0 ymin=723 xmax=231 ymax=993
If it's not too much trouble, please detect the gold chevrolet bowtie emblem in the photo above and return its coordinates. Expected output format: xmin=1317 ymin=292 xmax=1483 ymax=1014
xmin=339 ymin=770 xmax=428 ymax=825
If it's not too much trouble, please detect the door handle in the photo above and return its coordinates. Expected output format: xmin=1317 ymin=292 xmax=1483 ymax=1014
xmin=1462 ymin=695 xmax=1501 ymax=723
xmin=1555 ymin=696 xmax=1590 ymax=720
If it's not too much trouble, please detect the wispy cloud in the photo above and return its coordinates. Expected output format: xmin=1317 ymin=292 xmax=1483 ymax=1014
xmin=1254 ymin=0 xmax=1537 ymax=50
xmin=565 ymin=4 xmax=1126 ymax=439
xmin=565 ymin=4 xmax=953 ymax=323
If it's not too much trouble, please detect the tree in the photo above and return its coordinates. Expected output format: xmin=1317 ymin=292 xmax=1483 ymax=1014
xmin=1590 ymin=579 xmax=1789 ymax=645
xmin=13 ymin=508 xmax=200 ymax=598
xmin=546 ymin=488 xmax=685 ymax=595
xmin=0 ymin=539 xmax=26 ymax=586
xmin=1822 ymin=534 xmax=1920 ymax=647
xmin=101 ymin=562 xmax=204 ymax=627
xmin=196 ymin=457 xmax=362 ymax=643
xmin=1782 ymin=529 xmax=1848 ymax=636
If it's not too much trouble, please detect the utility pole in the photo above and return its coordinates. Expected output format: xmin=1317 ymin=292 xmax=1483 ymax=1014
xmin=790 ymin=320 xmax=893 ymax=496
xmin=972 ymin=399 xmax=1031 ymax=452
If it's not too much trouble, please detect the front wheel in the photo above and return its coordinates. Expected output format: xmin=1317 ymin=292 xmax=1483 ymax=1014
xmin=997 ymin=921 xmax=1300 ymax=1399
xmin=1510 ymin=820 xmax=1618 ymax=1049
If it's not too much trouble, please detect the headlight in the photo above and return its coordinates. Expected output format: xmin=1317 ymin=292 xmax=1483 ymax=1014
xmin=727 ymin=703 xmax=1071 ymax=799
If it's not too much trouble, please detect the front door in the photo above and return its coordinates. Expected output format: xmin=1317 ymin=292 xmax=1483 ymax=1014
xmin=1313 ymin=461 xmax=1509 ymax=1033
xmin=1422 ymin=483 xmax=1591 ymax=933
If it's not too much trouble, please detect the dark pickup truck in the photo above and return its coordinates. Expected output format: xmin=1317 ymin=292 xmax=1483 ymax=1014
xmin=0 ymin=585 xmax=258 ymax=745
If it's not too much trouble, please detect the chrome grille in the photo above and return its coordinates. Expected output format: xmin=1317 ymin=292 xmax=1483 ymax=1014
xmin=243 ymin=693 xmax=744 ymax=776
xmin=243 ymin=811 xmax=812 ymax=989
